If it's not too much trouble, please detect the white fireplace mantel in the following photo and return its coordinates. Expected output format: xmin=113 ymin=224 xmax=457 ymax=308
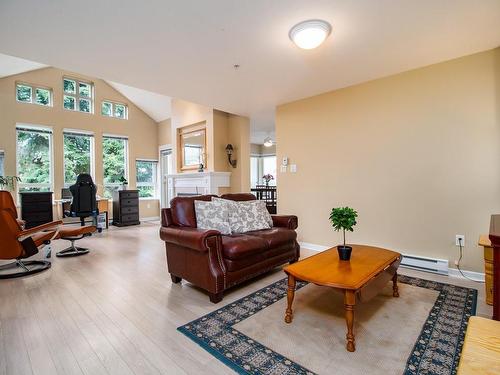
xmin=167 ymin=171 xmax=231 ymax=201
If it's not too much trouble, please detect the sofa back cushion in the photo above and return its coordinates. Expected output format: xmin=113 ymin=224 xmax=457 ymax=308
xmin=170 ymin=195 xmax=215 ymax=227
xmin=220 ymin=193 xmax=256 ymax=202
xmin=213 ymin=198 xmax=272 ymax=233
xmin=194 ymin=199 xmax=231 ymax=235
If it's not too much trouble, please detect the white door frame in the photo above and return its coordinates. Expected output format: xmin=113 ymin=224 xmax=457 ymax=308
xmin=159 ymin=144 xmax=172 ymax=208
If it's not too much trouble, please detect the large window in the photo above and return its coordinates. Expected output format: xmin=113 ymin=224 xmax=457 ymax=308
xmin=16 ymin=83 xmax=52 ymax=106
xmin=262 ymin=156 xmax=277 ymax=184
xmin=102 ymin=135 xmax=128 ymax=198
xmin=16 ymin=126 xmax=53 ymax=192
xmin=250 ymin=155 xmax=277 ymax=187
xmin=63 ymin=77 xmax=94 ymax=113
xmin=250 ymin=156 xmax=259 ymax=188
xmin=102 ymin=101 xmax=128 ymax=120
xmin=136 ymin=160 xmax=157 ymax=198
xmin=63 ymin=131 xmax=94 ymax=186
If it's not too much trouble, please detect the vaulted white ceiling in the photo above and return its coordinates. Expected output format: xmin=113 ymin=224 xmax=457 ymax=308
xmin=0 ymin=0 xmax=499 ymax=143
xmin=106 ymin=81 xmax=171 ymax=122
xmin=0 ymin=53 xmax=47 ymax=78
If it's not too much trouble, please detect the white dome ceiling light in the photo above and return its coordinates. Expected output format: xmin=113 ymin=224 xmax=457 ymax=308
xmin=289 ymin=19 xmax=332 ymax=50
xmin=263 ymin=137 xmax=274 ymax=147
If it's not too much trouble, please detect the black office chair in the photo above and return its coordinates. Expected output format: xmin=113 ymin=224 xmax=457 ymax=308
xmin=57 ymin=174 xmax=98 ymax=257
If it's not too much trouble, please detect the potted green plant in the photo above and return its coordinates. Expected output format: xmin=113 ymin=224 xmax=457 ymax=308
xmin=329 ymin=206 xmax=358 ymax=261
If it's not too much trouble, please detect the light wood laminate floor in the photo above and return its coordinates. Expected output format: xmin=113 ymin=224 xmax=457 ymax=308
xmin=0 ymin=222 xmax=492 ymax=375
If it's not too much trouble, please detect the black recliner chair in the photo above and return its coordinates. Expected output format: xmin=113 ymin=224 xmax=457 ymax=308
xmin=57 ymin=174 xmax=98 ymax=257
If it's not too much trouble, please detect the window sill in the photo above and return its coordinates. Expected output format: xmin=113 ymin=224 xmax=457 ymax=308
xmin=63 ymin=108 xmax=94 ymax=115
xmin=139 ymin=197 xmax=158 ymax=201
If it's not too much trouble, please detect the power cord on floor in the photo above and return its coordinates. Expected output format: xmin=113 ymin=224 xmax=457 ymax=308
xmin=457 ymin=238 xmax=484 ymax=283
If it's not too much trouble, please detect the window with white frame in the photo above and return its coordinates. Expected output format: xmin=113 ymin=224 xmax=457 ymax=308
xmin=0 ymin=150 xmax=4 ymax=176
xmin=63 ymin=131 xmax=95 ymax=186
xmin=102 ymin=135 xmax=128 ymax=198
xmin=16 ymin=126 xmax=53 ymax=192
xmin=262 ymin=156 xmax=277 ymax=185
xmin=101 ymin=101 xmax=128 ymax=119
xmin=250 ymin=154 xmax=277 ymax=187
xmin=250 ymin=156 xmax=259 ymax=188
xmin=136 ymin=159 xmax=157 ymax=198
xmin=63 ymin=77 xmax=93 ymax=113
xmin=16 ymin=83 xmax=52 ymax=106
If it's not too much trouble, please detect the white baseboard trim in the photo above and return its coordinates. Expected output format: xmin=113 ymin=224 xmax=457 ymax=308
xmin=140 ymin=216 xmax=160 ymax=222
xmin=299 ymin=241 xmax=485 ymax=282
xmin=299 ymin=242 xmax=330 ymax=252
xmin=448 ymin=268 xmax=485 ymax=282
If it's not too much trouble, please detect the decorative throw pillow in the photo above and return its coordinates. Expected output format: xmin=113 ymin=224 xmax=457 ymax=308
xmin=194 ymin=199 xmax=231 ymax=235
xmin=213 ymin=198 xmax=272 ymax=234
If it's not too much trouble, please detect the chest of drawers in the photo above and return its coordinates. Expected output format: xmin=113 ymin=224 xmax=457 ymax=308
xmin=20 ymin=192 xmax=53 ymax=229
xmin=112 ymin=190 xmax=140 ymax=227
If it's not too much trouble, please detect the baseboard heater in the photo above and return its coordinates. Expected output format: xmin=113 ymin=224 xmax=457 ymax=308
xmin=400 ymin=254 xmax=448 ymax=276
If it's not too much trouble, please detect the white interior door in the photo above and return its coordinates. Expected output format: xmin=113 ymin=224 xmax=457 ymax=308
xmin=160 ymin=148 xmax=172 ymax=208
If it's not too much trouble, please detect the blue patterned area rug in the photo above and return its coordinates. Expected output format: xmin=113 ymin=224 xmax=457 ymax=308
xmin=178 ymin=275 xmax=477 ymax=375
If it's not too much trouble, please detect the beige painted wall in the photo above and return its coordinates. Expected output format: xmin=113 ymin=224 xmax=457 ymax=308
xmin=157 ymin=118 xmax=172 ymax=146
xmin=170 ymin=99 xmax=250 ymax=193
xmin=0 ymin=67 xmax=160 ymax=218
xmin=213 ymin=110 xmax=230 ymax=173
xmin=276 ymin=48 xmax=500 ymax=273
xmin=170 ymin=98 xmax=214 ymax=172
xmin=228 ymin=114 xmax=251 ymax=193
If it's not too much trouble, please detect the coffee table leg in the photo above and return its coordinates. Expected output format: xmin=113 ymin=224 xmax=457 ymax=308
xmin=392 ymin=272 xmax=399 ymax=297
xmin=284 ymin=274 xmax=296 ymax=324
xmin=344 ymin=290 xmax=356 ymax=352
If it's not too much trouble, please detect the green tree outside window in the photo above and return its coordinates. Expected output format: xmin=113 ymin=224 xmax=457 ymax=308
xmin=16 ymin=130 xmax=51 ymax=192
xmin=103 ymin=137 xmax=127 ymax=198
xmin=36 ymin=88 xmax=50 ymax=105
xmin=64 ymin=134 xmax=92 ymax=185
xmin=16 ymin=85 xmax=32 ymax=102
xmin=64 ymin=79 xmax=76 ymax=94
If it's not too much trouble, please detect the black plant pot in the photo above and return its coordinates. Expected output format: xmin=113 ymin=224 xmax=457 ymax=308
xmin=337 ymin=245 xmax=352 ymax=261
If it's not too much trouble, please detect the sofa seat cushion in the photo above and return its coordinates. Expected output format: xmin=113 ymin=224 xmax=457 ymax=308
xmin=246 ymin=228 xmax=297 ymax=248
xmin=222 ymin=234 xmax=269 ymax=260
xmin=224 ymin=244 xmax=296 ymax=272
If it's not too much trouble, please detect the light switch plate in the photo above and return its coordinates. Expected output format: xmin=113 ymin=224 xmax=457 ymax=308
xmin=290 ymin=164 xmax=297 ymax=173
xmin=280 ymin=165 xmax=287 ymax=173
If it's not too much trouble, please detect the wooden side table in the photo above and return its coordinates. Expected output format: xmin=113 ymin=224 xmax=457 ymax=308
xmin=479 ymin=235 xmax=494 ymax=306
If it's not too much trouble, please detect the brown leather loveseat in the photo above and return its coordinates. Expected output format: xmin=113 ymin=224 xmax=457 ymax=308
xmin=159 ymin=193 xmax=300 ymax=303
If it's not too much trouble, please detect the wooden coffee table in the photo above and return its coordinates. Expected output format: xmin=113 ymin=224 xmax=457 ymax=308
xmin=284 ymin=245 xmax=402 ymax=352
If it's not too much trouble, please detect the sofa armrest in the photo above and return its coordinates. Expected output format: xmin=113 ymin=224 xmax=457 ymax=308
xmin=159 ymin=226 xmax=221 ymax=252
xmin=161 ymin=208 xmax=174 ymax=227
xmin=272 ymin=215 xmax=298 ymax=230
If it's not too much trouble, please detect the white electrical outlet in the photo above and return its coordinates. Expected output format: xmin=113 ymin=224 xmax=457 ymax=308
xmin=455 ymin=235 xmax=465 ymax=246
xmin=290 ymin=164 xmax=297 ymax=173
